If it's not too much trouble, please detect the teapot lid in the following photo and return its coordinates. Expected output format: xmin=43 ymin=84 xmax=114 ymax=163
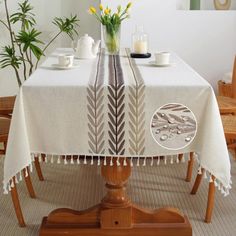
xmin=79 ymin=34 xmax=94 ymax=43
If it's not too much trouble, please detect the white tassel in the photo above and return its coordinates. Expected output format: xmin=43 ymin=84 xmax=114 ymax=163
xmin=97 ymin=156 xmax=100 ymax=166
xmin=3 ymin=184 xmax=8 ymax=195
xmin=224 ymin=189 xmax=229 ymax=197
xmin=30 ymin=164 xmax=33 ymax=173
xmin=187 ymin=154 xmax=190 ymax=162
xmin=143 ymin=157 xmax=146 ymax=166
xmin=137 ymin=157 xmax=140 ymax=166
xmin=123 ymin=157 xmax=127 ymax=166
xmin=176 ymin=155 xmax=179 ymax=164
xmin=214 ymin=180 xmax=218 ymax=187
xmin=209 ymin=175 xmax=214 ymax=183
xmin=170 ymin=156 xmax=173 ymax=164
xmin=150 ymin=157 xmax=154 ymax=166
xmin=45 ymin=155 xmax=48 ymax=163
xmin=197 ymin=167 xmax=202 ymax=175
xmin=31 ymin=153 xmax=35 ymax=162
xmin=116 ymin=157 xmax=120 ymax=166
xmin=130 ymin=157 xmax=133 ymax=167
xmin=11 ymin=180 xmax=14 ymax=188
xmin=57 ymin=156 xmax=61 ymax=164
xmin=221 ymin=187 xmax=225 ymax=194
xmin=84 ymin=156 xmax=87 ymax=164
xmin=164 ymin=156 xmax=167 ymax=165
xmin=181 ymin=155 xmax=185 ymax=163
xmin=39 ymin=154 xmax=42 ymax=162
xmin=110 ymin=157 xmax=113 ymax=166
xmin=19 ymin=171 xmax=22 ymax=181
xmin=91 ymin=156 xmax=94 ymax=165
xmin=8 ymin=184 xmax=11 ymax=192
xmin=25 ymin=168 xmax=28 ymax=177
xmin=51 ymin=155 xmax=54 ymax=164
xmin=157 ymin=157 xmax=160 ymax=165
xmin=64 ymin=157 xmax=68 ymax=165
xmin=15 ymin=175 xmax=19 ymax=184
xmin=203 ymin=171 xmax=207 ymax=179
xmin=104 ymin=156 xmax=107 ymax=166
xmin=77 ymin=156 xmax=80 ymax=165
xmin=70 ymin=157 xmax=74 ymax=164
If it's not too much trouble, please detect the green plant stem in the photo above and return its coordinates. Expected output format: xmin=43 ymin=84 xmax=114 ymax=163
xmin=4 ymin=0 xmax=22 ymax=87
xmin=35 ymin=31 xmax=61 ymax=69
xmin=26 ymin=50 xmax=33 ymax=76
xmin=0 ymin=19 xmax=9 ymax=30
xmin=12 ymin=32 xmax=27 ymax=81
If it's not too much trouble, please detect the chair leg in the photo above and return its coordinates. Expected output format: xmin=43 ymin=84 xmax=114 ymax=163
xmin=34 ymin=157 xmax=44 ymax=181
xmin=191 ymin=168 xmax=205 ymax=194
xmin=10 ymin=177 xmax=26 ymax=227
xmin=186 ymin=152 xmax=194 ymax=182
xmin=205 ymin=176 xmax=216 ymax=223
xmin=23 ymin=167 xmax=36 ymax=198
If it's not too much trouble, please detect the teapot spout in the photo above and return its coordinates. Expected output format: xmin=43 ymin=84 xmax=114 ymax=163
xmin=92 ymin=40 xmax=101 ymax=56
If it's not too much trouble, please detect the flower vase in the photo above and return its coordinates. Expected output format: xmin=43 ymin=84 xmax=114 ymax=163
xmin=103 ymin=25 xmax=121 ymax=55
xmin=190 ymin=0 xmax=201 ymax=10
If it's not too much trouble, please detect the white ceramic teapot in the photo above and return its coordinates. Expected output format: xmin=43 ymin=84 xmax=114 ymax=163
xmin=74 ymin=34 xmax=100 ymax=59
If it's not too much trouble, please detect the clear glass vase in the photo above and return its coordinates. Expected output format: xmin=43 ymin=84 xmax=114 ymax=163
xmin=103 ymin=25 xmax=121 ymax=55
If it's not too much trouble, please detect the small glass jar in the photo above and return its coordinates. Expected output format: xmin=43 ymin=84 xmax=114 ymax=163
xmin=132 ymin=26 xmax=148 ymax=54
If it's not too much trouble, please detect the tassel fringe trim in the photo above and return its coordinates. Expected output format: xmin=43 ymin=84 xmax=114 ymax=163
xmin=3 ymin=152 xmax=232 ymax=196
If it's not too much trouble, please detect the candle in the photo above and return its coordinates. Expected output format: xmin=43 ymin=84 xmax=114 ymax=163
xmin=134 ymin=40 xmax=147 ymax=54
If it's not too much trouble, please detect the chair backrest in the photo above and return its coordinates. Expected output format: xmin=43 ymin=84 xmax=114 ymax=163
xmin=232 ymin=56 xmax=236 ymax=98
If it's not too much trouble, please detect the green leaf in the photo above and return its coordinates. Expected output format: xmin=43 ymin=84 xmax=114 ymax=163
xmin=53 ymin=15 xmax=79 ymax=40
xmin=0 ymin=46 xmax=21 ymax=69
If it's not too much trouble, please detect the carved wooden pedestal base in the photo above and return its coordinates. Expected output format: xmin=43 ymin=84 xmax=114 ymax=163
xmin=39 ymin=157 xmax=192 ymax=236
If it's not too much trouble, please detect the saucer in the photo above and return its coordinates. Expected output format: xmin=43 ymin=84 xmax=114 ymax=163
xmin=149 ymin=61 xmax=173 ymax=67
xmin=51 ymin=63 xmax=79 ymax=70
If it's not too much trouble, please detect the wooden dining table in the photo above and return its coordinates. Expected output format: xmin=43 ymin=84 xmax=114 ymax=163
xmin=3 ymin=48 xmax=231 ymax=236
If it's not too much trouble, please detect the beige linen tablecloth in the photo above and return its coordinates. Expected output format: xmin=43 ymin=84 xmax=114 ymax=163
xmin=3 ymin=48 xmax=231 ymax=195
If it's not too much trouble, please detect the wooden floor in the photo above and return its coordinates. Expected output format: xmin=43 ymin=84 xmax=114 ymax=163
xmin=0 ymin=154 xmax=235 ymax=236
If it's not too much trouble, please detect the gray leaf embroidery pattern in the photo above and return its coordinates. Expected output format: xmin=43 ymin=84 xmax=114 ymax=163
xmin=87 ymin=51 xmax=105 ymax=154
xmin=128 ymin=84 xmax=146 ymax=155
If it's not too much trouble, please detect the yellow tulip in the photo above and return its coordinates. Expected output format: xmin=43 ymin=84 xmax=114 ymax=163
xmin=127 ymin=2 xmax=132 ymax=9
xmin=99 ymin=4 xmax=103 ymax=11
xmin=104 ymin=8 xmax=110 ymax=15
xmin=117 ymin=5 xmax=122 ymax=13
xmin=89 ymin=6 xmax=96 ymax=14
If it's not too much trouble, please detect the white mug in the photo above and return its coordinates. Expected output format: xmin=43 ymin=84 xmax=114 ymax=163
xmin=155 ymin=52 xmax=170 ymax=65
xmin=58 ymin=54 xmax=74 ymax=67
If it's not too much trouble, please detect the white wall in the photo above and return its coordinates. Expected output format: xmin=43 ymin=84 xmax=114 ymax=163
xmin=0 ymin=0 xmax=100 ymax=96
xmin=102 ymin=0 xmax=236 ymax=91
xmin=1 ymin=0 xmax=236 ymax=95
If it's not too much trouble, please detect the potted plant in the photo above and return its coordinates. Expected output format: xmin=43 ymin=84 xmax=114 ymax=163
xmin=88 ymin=2 xmax=132 ymax=55
xmin=0 ymin=0 xmax=79 ymax=87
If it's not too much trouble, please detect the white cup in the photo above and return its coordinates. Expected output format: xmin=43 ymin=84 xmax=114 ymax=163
xmin=155 ymin=52 xmax=170 ymax=65
xmin=58 ymin=54 xmax=74 ymax=67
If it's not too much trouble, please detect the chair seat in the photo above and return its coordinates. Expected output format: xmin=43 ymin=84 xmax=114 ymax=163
xmin=221 ymin=115 xmax=236 ymax=139
xmin=0 ymin=96 xmax=16 ymax=116
xmin=217 ymin=96 xmax=236 ymax=113
xmin=0 ymin=118 xmax=10 ymax=137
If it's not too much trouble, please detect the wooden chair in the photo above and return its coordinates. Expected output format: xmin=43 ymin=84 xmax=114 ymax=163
xmin=221 ymin=115 xmax=236 ymax=159
xmin=217 ymin=56 xmax=236 ymax=114
xmin=0 ymin=95 xmax=16 ymax=118
xmin=0 ymin=96 xmax=44 ymax=181
xmin=0 ymin=118 xmax=37 ymax=227
xmin=190 ymin=115 xmax=236 ymax=223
